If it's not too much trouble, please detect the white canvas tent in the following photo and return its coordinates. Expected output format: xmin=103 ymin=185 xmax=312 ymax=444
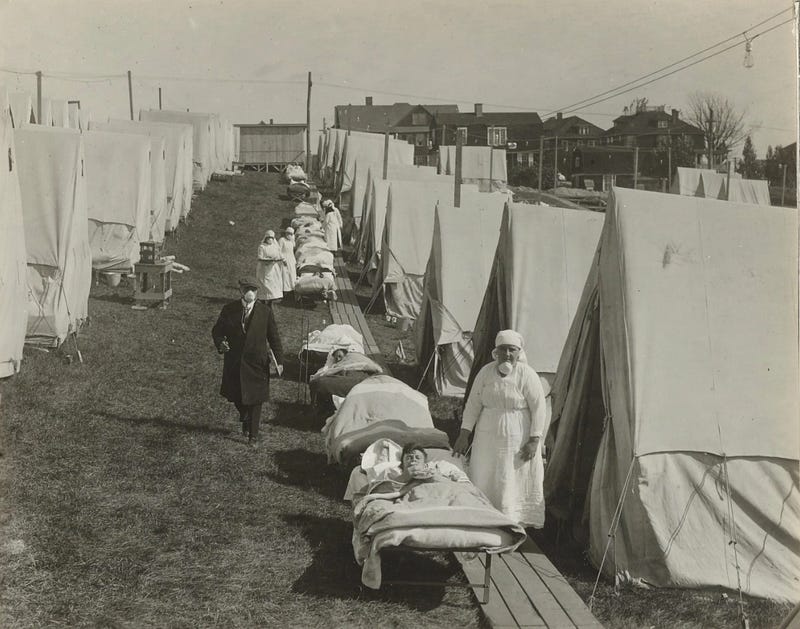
xmin=438 ymin=145 xmax=508 ymax=191
xmin=321 ymin=128 xmax=347 ymax=185
xmin=140 ymin=109 xmax=215 ymax=189
xmin=695 ymin=171 xmax=726 ymax=199
xmin=14 ymin=125 xmax=91 ymax=346
xmin=354 ymin=166 xmax=451 ymax=267
xmin=414 ymin=200 xmax=505 ymax=396
xmin=37 ymin=97 xmax=54 ymax=126
xmin=466 ymin=202 xmax=603 ymax=400
xmin=92 ymin=119 xmax=191 ymax=232
xmin=8 ymin=92 xmax=35 ymax=128
xmin=670 ymin=167 xmax=717 ymax=195
xmin=83 ymin=130 xmax=151 ymax=270
xmin=377 ymin=181 xmax=507 ymax=320
xmin=0 ymin=90 xmax=28 ymax=376
xmin=545 ymin=187 xmax=799 ymax=603
xmin=51 ymin=99 xmax=69 ymax=128
xmin=92 ymin=118 xmax=192 ymax=228
xmin=727 ymin=177 xmax=771 ymax=205
xmin=334 ymin=131 xmax=414 ymax=201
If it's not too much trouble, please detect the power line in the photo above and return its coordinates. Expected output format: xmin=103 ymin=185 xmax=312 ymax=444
xmin=545 ymin=6 xmax=793 ymax=115
xmin=560 ymin=18 xmax=793 ymax=115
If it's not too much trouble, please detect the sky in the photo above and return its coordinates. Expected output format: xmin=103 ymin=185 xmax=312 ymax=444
xmin=0 ymin=0 xmax=796 ymax=156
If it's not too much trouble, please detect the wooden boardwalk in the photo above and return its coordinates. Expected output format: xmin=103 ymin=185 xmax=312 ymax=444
xmin=458 ymin=538 xmax=602 ymax=628
xmin=330 ymin=252 xmax=602 ymax=628
xmin=328 ymin=253 xmax=381 ymax=355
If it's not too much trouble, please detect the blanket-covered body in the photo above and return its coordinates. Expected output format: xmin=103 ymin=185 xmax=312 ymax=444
xmin=353 ymin=478 xmax=527 ymax=588
xmin=322 ymin=375 xmax=450 ymax=464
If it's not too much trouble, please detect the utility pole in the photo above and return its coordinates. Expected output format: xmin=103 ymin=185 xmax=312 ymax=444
xmin=667 ymin=138 xmax=672 ymax=187
xmin=382 ymin=131 xmax=389 ymax=180
xmin=538 ymin=136 xmax=544 ymax=192
xmin=127 ymin=70 xmax=134 ymax=120
xmin=158 ymin=87 xmax=162 ymax=110
xmin=36 ymin=71 xmax=42 ymax=124
xmin=708 ymin=107 xmax=714 ymax=168
xmin=726 ymin=157 xmax=735 ymax=200
xmin=306 ymin=71 xmax=312 ymax=173
xmin=781 ymin=163 xmax=788 ymax=206
xmin=633 ymin=147 xmax=639 ymax=189
xmin=454 ymin=132 xmax=463 ymax=207
xmin=489 ymin=126 xmax=494 ymax=189
xmin=553 ymin=135 xmax=559 ymax=189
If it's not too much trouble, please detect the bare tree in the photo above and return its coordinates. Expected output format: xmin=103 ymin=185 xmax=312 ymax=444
xmin=686 ymin=92 xmax=748 ymax=168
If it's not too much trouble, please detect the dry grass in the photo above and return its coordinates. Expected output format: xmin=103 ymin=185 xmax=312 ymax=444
xmin=0 ymin=171 xmax=791 ymax=629
xmin=0 ymin=172 xmax=482 ymax=629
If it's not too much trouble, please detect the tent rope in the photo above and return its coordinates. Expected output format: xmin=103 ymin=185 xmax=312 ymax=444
xmin=588 ymin=454 xmax=636 ymax=611
xmin=721 ymin=454 xmax=749 ymax=628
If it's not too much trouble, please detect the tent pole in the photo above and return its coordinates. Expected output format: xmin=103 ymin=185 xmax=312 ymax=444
xmin=633 ymin=147 xmax=639 ymax=190
xmin=489 ymin=129 xmax=494 ymax=190
xmin=781 ymin=163 xmax=787 ymax=206
xmin=454 ymin=132 xmax=463 ymax=207
xmin=36 ymin=70 xmax=42 ymax=124
xmin=306 ymin=71 xmax=312 ymax=174
xmin=158 ymin=87 xmax=162 ymax=110
xmin=553 ymin=135 xmax=559 ymax=190
xmin=382 ymin=131 xmax=389 ymax=180
xmin=127 ymin=70 xmax=134 ymax=120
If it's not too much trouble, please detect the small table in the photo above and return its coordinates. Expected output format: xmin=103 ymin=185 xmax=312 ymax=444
xmin=133 ymin=261 xmax=173 ymax=309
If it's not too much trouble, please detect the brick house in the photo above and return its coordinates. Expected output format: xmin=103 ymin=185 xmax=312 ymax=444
xmin=333 ymin=98 xmax=458 ymax=164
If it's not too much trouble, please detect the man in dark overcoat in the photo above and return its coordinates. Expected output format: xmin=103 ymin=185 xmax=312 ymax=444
xmin=211 ymin=277 xmax=284 ymax=447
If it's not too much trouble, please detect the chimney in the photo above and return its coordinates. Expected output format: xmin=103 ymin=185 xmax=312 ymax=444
xmin=269 ymin=118 xmax=274 ymax=125
xmin=474 ymin=103 xmax=483 ymax=117
xmin=556 ymin=112 xmax=563 ymax=120
xmin=365 ymin=96 xmax=373 ymax=106
xmin=671 ymin=109 xmax=679 ymax=122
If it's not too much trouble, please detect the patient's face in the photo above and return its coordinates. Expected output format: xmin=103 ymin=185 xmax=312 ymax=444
xmin=332 ymin=349 xmax=347 ymax=363
xmin=402 ymin=449 xmax=426 ymax=469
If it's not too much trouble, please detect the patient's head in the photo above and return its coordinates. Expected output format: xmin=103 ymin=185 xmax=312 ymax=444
xmin=401 ymin=444 xmax=427 ymax=470
xmin=331 ymin=348 xmax=348 ymax=363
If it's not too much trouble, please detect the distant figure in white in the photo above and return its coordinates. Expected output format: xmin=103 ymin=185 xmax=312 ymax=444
xmin=278 ymin=226 xmax=297 ymax=294
xmin=321 ymin=199 xmax=342 ymax=251
xmin=453 ymin=329 xmax=547 ymax=527
xmin=256 ymin=230 xmax=284 ymax=302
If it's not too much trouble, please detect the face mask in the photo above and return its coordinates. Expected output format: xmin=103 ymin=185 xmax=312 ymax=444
xmin=498 ymin=361 xmax=513 ymax=376
xmin=243 ymin=290 xmax=256 ymax=303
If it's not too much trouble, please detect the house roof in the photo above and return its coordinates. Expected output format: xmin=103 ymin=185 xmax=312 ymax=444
xmin=604 ymin=109 xmax=703 ymax=137
xmin=541 ymin=115 xmax=603 ymax=137
xmin=235 ymin=122 xmax=307 ymax=128
xmin=334 ymin=103 xmax=459 ymax=132
xmin=434 ymin=111 xmax=542 ymax=127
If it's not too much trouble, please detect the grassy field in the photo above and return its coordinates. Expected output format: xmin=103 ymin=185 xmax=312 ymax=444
xmin=0 ymin=171 xmax=791 ymax=628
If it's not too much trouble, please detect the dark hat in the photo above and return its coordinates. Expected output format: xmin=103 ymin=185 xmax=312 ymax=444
xmin=238 ymin=276 xmax=259 ymax=290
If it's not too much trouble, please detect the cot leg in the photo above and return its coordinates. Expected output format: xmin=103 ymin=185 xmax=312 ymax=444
xmin=483 ymin=553 xmax=492 ymax=604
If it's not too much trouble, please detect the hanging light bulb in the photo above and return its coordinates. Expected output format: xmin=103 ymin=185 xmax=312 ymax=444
xmin=743 ymin=38 xmax=754 ymax=68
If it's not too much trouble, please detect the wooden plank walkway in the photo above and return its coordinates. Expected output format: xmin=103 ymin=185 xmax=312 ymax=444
xmin=328 ymin=253 xmax=381 ymax=356
xmin=457 ymin=539 xmax=602 ymax=628
xmin=331 ymin=252 xmax=602 ymax=628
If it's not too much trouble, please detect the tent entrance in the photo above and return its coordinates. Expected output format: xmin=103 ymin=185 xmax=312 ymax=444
xmin=546 ymin=296 xmax=608 ymax=545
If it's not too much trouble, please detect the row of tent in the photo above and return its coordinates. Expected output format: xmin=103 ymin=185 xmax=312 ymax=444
xmin=0 ymin=87 xmax=237 ymax=377
xmin=346 ymin=166 xmax=798 ymax=602
xmin=312 ymin=127 xmax=508 ymax=219
xmin=671 ymin=166 xmax=772 ymax=205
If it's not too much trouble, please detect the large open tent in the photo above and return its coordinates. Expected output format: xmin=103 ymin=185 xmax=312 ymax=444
xmin=467 ymin=202 xmax=604 ymax=399
xmin=414 ymin=201 xmax=505 ymax=396
xmin=0 ymin=90 xmax=28 ymax=376
xmin=438 ymin=145 xmax=508 ymax=191
xmin=544 ymin=187 xmax=799 ymax=603
xmin=14 ymin=124 xmax=92 ymax=346
xmin=83 ymin=129 xmax=152 ymax=271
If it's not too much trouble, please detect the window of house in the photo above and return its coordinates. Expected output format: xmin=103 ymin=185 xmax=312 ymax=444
xmin=415 ymin=133 xmax=426 ymax=147
xmin=456 ymin=127 xmax=468 ymax=144
xmin=411 ymin=113 xmax=427 ymax=126
xmin=578 ymin=126 xmax=589 ymax=135
xmin=588 ymin=139 xmax=597 ymax=147
xmin=487 ymin=127 xmax=507 ymax=146
xmin=657 ymin=119 xmax=668 ymax=129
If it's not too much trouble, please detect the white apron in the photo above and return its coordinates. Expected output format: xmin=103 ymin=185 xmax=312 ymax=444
xmin=278 ymin=237 xmax=296 ymax=291
xmin=468 ymin=373 xmax=545 ymax=527
xmin=256 ymin=242 xmax=284 ymax=301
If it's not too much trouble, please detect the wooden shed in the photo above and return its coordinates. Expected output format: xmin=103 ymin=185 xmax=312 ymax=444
xmin=234 ymin=121 xmax=306 ymax=171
